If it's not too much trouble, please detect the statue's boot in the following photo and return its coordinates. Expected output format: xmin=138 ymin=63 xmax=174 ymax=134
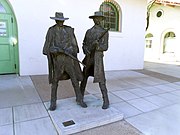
xmin=100 ymin=83 xmax=109 ymax=109
xmin=49 ymin=99 xmax=57 ymax=111
xmin=102 ymin=95 xmax=109 ymax=109
xmin=76 ymin=98 xmax=87 ymax=108
xmin=71 ymin=77 xmax=87 ymax=108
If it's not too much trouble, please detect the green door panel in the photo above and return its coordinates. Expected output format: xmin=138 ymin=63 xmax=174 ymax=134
xmin=0 ymin=14 xmax=15 ymax=74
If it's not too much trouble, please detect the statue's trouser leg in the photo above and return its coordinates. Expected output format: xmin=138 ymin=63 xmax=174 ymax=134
xmin=80 ymin=75 xmax=88 ymax=97
xmin=49 ymin=81 xmax=58 ymax=111
xmin=99 ymin=82 xmax=109 ymax=109
xmin=66 ymin=68 xmax=87 ymax=108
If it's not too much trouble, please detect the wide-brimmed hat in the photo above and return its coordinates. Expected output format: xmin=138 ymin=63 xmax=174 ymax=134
xmin=89 ymin=11 xmax=105 ymax=19
xmin=50 ymin=12 xmax=69 ymax=21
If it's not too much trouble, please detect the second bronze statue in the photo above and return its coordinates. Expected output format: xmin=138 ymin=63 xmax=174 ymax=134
xmin=80 ymin=11 xmax=110 ymax=109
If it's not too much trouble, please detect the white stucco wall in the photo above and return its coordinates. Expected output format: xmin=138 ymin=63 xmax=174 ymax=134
xmin=9 ymin=0 xmax=146 ymax=75
xmin=145 ymin=4 xmax=180 ymax=61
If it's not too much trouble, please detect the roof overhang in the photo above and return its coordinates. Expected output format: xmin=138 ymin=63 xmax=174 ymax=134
xmin=148 ymin=0 xmax=180 ymax=6
xmin=156 ymin=0 xmax=180 ymax=6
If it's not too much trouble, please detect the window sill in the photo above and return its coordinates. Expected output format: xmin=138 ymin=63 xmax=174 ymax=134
xmin=109 ymin=31 xmax=123 ymax=38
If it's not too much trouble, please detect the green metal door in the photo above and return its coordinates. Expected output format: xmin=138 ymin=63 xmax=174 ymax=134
xmin=0 ymin=14 xmax=16 ymax=74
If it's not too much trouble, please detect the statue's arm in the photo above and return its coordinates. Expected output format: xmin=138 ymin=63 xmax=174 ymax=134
xmin=82 ymin=30 xmax=91 ymax=55
xmin=96 ymin=32 xmax=109 ymax=51
xmin=43 ymin=28 xmax=53 ymax=55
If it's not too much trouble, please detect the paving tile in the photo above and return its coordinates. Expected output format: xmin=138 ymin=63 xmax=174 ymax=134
xmin=165 ymin=83 xmax=180 ymax=90
xmin=44 ymin=95 xmax=123 ymax=135
xmin=141 ymin=86 xmax=166 ymax=94
xmin=126 ymin=110 xmax=179 ymax=135
xmin=111 ymin=102 xmax=142 ymax=118
xmin=131 ymin=77 xmax=165 ymax=86
xmin=147 ymin=77 xmax=169 ymax=84
xmin=126 ymin=104 xmax=180 ymax=135
xmin=14 ymin=117 xmax=57 ymax=135
xmin=158 ymin=93 xmax=180 ymax=103
xmin=112 ymin=90 xmax=139 ymax=101
xmin=94 ymin=92 xmax=123 ymax=104
xmin=0 ymin=124 xmax=13 ymax=135
xmin=106 ymin=70 xmax=147 ymax=80
xmin=14 ymin=103 xmax=48 ymax=123
xmin=0 ymin=76 xmax=41 ymax=109
xmin=107 ymin=80 xmax=138 ymax=91
xmin=127 ymin=98 xmax=159 ymax=112
xmin=158 ymin=104 xmax=180 ymax=119
xmin=154 ymin=84 xmax=176 ymax=92
xmin=143 ymin=95 xmax=173 ymax=107
xmin=128 ymin=88 xmax=153 ymax=97
xmin=170 ymin=90 xmax=180 ymax=96
xmin=124 ymin=79 xmax=150 ymax=87
xmin=174 ymin=82 xmax=180 ymax=86
xmin=136 ymin=76 xmax=167 ymax=86
xmin=126 ymin=113 xmax=162 ymax=135
xmin=0 ymin=108 xmax=12 ymax=126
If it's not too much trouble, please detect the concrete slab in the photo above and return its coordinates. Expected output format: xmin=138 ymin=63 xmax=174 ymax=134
xmin=0 ymin=125 xmax=13 ymax=135
xmin=0 ymin=75 xmax=41 ymax=108
xmin=154 ymin=84 xmax=176 ymax=92
xmin=127 ymin=98 xmax=159 ymax=112
xmin=141 ymin=86 xmax=166 ymax=94
xmin=126 ymin=104 xmax=180 ymax=135
xmin=44 ymin=95 xmax=123 ymax=135
xmin=0 ymin=107 xmax=12 ymax=126
xmin=111 ymin=102 xmax=142 ymax=118
xmin=106 ymin=79 xmax=138 ymax=91
xmin=112 ymin=90 xmax=139 ymax=101
xmin=170 ymin=90 xmax=180 ymax=96
xmin=143 ymin=95 xmax=173 ymax=107
xmin=14 ymin=117 xmax=57 ymax=135
xmin=164 ymin=83 xmax=180 ymax=90
xmin=13 ymin=103 xmax=48 ymax=123
xmin=128 ymin=88 xmax=153 ymax=97
xmin=158 ymin=93 xmax=180 ymax=103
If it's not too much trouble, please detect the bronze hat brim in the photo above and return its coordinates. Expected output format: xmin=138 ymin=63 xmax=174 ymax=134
xmin=89 ymin=15 xmax=105 ymax=19
xmin=50 ymin=17 xmax=69 ymax=20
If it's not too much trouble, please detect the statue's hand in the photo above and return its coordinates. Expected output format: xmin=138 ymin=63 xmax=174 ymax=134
xmin=93 ymin=40 xmax=99 ymax=46
xmin=49 ymin=47 xmax=59 ymax=54
xmin=92 ymin=40 xmax=99 ymax=50
xmin=64 ymin=46 xmax=73 ymax=55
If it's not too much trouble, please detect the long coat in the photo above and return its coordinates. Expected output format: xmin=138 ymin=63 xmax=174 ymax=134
xmin=82 ymin=25 xmax=109 ymax=83
xmin=43 ymin=24 xmax=83 ymax=84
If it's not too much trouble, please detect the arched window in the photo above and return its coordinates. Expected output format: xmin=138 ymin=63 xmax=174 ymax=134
xmin=163 ymin=32 xmax=176 ymax=53
xmin=0 ymin=3 xmax=6 ymax=13
xmin=164 ymin=32 xmax=176 ymax=38
xmin=145 ymin=33 xmax=153 ymax=48
xmin=100 ymin=0 xmax=121 ymax=32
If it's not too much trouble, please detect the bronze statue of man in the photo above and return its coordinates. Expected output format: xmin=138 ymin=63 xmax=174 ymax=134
xmin=43 ymin=12 xmax=87 ymax=111
xmin=80 ymin=11 xmax=110 ymax=109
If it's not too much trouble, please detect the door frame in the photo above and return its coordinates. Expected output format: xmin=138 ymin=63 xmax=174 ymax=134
xmin=0 ymin=0 xmax=19 ymax=74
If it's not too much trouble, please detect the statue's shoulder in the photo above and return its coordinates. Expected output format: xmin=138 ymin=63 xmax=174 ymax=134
xmin=86 ymin=27 xmax=93 ymax=33
xmin=48 ymin=24 xmax=56 ymax=31
xmin=64 ymin=25 xmax=74 ymax=33
xmin=64 ymin=25 xmax=73 ymax=30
